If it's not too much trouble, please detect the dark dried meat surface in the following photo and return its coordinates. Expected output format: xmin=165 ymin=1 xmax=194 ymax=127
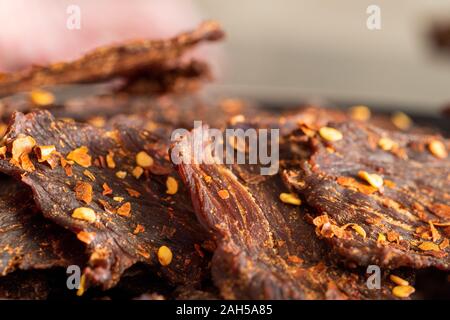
xmin=0 ymin=21 xmax=224 ymax=97
xmin=0 ymin=110 xmax=210 ymax=290
xmin=283 ymin=121 xmax=450 ymax=270
xmin=0 ymin=175 xmax=84 ymax=276
xmin=174 ymin=126 xmax=399 ymax=299
xmin=0 ymin=270 xmax=51 ymax=300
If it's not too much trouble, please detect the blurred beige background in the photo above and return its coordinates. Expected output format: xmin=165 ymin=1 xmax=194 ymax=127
xmin=198 ymin=0 xmax=450 ymax=112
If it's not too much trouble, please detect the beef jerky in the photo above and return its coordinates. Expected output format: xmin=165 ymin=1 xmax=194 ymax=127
xmin=429 ymin=21 xmax=450 ymax=53
xmin=0 ymin=270 xmax=51 ymax=300
xmin=174 ymin=125 xmax=401 ymax=299
xmin=0 ymin=110 xmax=210 ymax=290
xmin=0 ymin=90 xmax=257 ymax=139
xmin=118 ymin=59 xmax=211 ymax=95
xmin=283 ymin=121 xmax=450 ymax=270
xmin=86 ymin=264 xmax=174 ymax=300
xmin=107 ymin=96 xmax=263 ymax=140
xmin=0 ymin=21 xmax=224 ymax=97
xmin=173 ymin=286 xmax=220 ymax=300
xmin=0 ymin=175 xmax=84 ymax=276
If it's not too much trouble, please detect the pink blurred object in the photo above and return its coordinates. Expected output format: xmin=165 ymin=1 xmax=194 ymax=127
xmin=0 ymin=0 xmax=203 ymax=72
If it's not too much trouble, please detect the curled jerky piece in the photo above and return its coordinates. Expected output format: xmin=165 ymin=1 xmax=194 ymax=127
xmin=0 ymin=176 xmax=84 ymax=276
xmin=283 ymin=121 xmax=450 ymax=270
xmin=175 ymin=126 xmax=399 ymax=299
xmin=0 ymin=21 xmax=224 ymax=96
xmin=0 ymin=111 xmax=209 ymax=290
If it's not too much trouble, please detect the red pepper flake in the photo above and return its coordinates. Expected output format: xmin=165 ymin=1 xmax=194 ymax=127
xmin=194 ymin=243 xmax=205 ymax=258
xmin=429 ymin=221 xmax=441 ymax=242
xmin=34 ymin=145 xmax=59 ymax=169
xmin=67 ymin=146 xmax=92 ymax=168
xmin=83 ymin=169 xmax=96 ymax=181
xmin=384 ymin=179 xmax=396 ymax=188
xmin=218 ymin=189 xmax=230 ymax=200
xmin=137 ymin=248 xmax=151 ymax=259
xmin=106 ymin=151 xmax=116 ymax=169
xmin=126 ymin=188 xmax=141 ymax=198
xmin=11 ymin=135 xmax=36 ymax=162
xmin=76 ymin=231 xmax=96 ymax=244
xmin=117 ymin=202 xmax=131 ymax=217
xmin=60 ymin=158 xmax=73 ymax=177
xmin=431 ymin=203 xmax=450 ymax=219
xmin=133 ymin=224 xmax=145 ymax=235
xmin=419 ymin=241 xmax=440 ymax=252
xmin=19 ymin=153 xmax=35 ymax=172
xmin=337 ymin=176 xmax=377 ymax=194
xmin=132 ymin=166 xmax=144 ymax=179
xmin=387 ymin=231 xmax=400 ymax=242
xmin=74 ymin=181 xmax=93 ymax=204
xmin=288 ymin=255 xmax=304 ymax=264
xmin=102 ymin=183 xmax=113 ymax=196
xmin=98 ymin=199 xmax=116 ymax=214
xmin=312 ymin=215 xmax=329 ymax=228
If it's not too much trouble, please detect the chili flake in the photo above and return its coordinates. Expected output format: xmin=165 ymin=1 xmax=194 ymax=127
xmin=67 ymin=146 xmax=92 ymax=168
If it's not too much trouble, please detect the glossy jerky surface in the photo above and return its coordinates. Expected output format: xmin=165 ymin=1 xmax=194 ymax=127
xmin=175 ymin=126 xmax=399 ymax=299
xmin=283 ymin=121 xmax=450 ymax=270
xmin=0 ymin=111 xmax=210 ymax=289
xmin=0 ymin=176 xmax=84 ymax=276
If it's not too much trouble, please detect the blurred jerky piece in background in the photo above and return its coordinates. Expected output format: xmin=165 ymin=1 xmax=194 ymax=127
xmin=0 ymin=21 xmax=223 ymax=97
xmin=284 ymin=121 xmax=450 ymax=270
xmin=430 ymin=20 xmax=450 ymax=54
xmin=0 ymin=175 xmax=84 ymax=276
xmin=118 ymin=59 xmax=211 ymax=95
xmin=175 ymin=125 xmax=401 ymax=299
xmin=0 ymin=110 xmax=211 ymax=291
xmin=0 ymin=270 xmax=53 ymax=300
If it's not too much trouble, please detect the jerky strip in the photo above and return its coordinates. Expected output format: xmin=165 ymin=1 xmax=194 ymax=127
xmin=0 ymin=21 xmax=223 ymax=96
xmin=0 ymin=175 xmax=84 ymax=276
xmin=0 ymin=110 xmax=210 ymax=290
xmin=174 ymin=126 xmax=400 ymax=299
xmin=283 ymin=121 xmax=450 ymax=270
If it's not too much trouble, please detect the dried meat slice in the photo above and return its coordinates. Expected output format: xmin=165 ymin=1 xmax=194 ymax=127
xmin=0 ymin=175 xmax=84 ymax=276
xmin=0 ymin=270 xmax=52 ymax=300
xmin=118 ymin=59 xmax=211 ymax=95
xmin=283 ymin=121 xmax=450 ymax=270
xmin=174 ymin=125 xmax=400 ymax=299
xmin=0 ymin=21 xmax=223 ymax=96
xmin=0 ymin=110 xmax=210 ymax=290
